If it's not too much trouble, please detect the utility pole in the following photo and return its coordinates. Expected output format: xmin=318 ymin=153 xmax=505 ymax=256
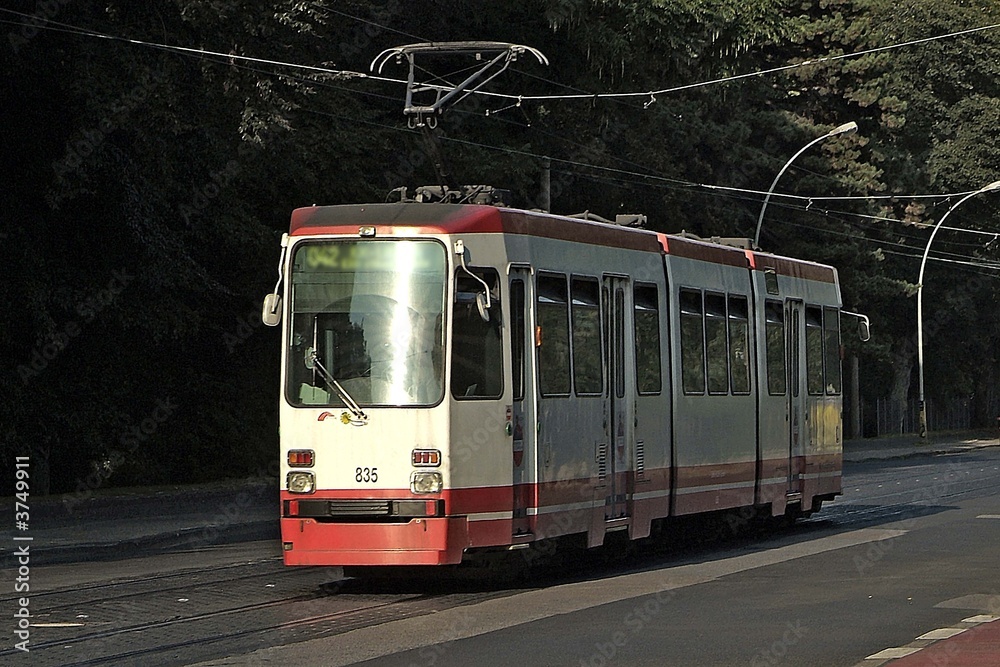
xmin=540 ymin=157 xmax=551 ymax=213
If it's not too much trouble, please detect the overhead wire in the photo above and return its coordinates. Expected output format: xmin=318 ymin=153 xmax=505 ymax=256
xmin=435 ymin=23 xmax=1000 ymax=102
xmin=0 ymin=8 xmax=407 ymax=85
xmin=7 ymin=6 xmax=1000 ymax=255
xmin=5 ymin=8 xmax=999 ymax=105
xmin=771 ymin=216 xmax=1000 ymax=273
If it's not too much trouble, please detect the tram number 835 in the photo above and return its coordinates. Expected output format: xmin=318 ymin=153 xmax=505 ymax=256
xmin=355 ymin=467 xmax=378 ymax=483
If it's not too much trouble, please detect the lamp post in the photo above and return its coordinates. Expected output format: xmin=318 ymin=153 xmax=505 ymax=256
xmin=916 ymin=179 xmax=1000 ymax=438
xmin=753 ymin=121 xmax=858 ymax=248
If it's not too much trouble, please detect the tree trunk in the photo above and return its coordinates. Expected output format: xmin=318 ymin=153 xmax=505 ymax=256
xmin=889 ymin=344 xmax=914 ymax=435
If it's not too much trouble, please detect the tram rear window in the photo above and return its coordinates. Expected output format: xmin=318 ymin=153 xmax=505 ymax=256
xmin=705 ymin=293 xmax=728 ymax=395
xmin=765 ymin=300 xmax=786 ymax=396
xmin=806 ymin=306 xmax=824 ymax=395
xmin=537 ymin=274 xmax=571 ymax=396
xmin=824 ymin=307 xmax=842 ymax=395
xmin=572 ymin=277 xmax=603 ymax=395
xmin=633 ymin=284 xmax=661 ymax=395
xmin=728 ymin=296 xmax=751 ymax=395
xmin=680 ymin=289 xmax=705 ymax=395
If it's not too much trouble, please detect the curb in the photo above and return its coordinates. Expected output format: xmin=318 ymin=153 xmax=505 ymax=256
xmin=11 ymin=520 xmax=279 ymax=567
xmin=843 ymin=440 xmax=1000 ymax=464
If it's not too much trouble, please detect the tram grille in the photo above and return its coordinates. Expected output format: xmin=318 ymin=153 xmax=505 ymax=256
xmin=286 ymin=499 xmax=442 ymax=521
xmin=597 ymin=442 xmax=608 ymax=483
xmin=636 ymin=440 xmax=645 ymax=479
xmin=327 ymin=500 xmax=392 ymax=516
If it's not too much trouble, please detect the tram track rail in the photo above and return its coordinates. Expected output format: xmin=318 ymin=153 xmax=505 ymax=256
xmin=6 ymin=450 xmax=998 ymax=666
xmin=0 ymin=556 xmax=285 ymax=607
xmin=809 ymin=452 xmax=1000 ymax=527
xmin=0 ymin=572 xmax=517 ymax=667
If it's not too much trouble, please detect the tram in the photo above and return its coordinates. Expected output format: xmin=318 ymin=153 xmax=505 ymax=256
xmin=263 ymin=193 xmax=864 ymax=567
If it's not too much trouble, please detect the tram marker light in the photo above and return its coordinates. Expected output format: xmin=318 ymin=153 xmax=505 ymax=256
xmin=287 ymin=471 xmax=315 ymax=494
xmin=411 ymin=471 xmax=443 ymax=494
xmin=287 ymin=449 xmax=315 ymax=467
xmin=411 ymin=449 xmax=441 ymax=467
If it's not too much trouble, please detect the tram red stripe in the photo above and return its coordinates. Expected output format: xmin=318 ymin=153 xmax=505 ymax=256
xmin=281 ymin=455 xmax=840 ymax=516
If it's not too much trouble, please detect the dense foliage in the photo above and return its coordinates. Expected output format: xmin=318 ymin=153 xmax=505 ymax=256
xmin=4 ymin=0 xmax=1000 ymax=493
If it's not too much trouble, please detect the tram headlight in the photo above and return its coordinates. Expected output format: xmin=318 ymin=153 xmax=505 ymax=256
xmin=286 ymin=471 xmax=315 ymax=494
xmin=410 ymin=471 xmax=443 ymax=494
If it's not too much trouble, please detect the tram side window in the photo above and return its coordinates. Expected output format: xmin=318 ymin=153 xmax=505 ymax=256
xmin=511 ymin=280 xmax=525 ymax=401
xmin=572 ymin=277 xmax=603 ymax=395
xmin=765 ymin=300 xmax=786 ymax=395
xmin=728 ymin=295 xmax=751 ymax=395
xmin=806 ymin=306 xmax=824 ymax=395
xmin=452 ymin=268 xmax=502 ymax=399
xmin=615 ymin=287 xmax=626 ymax=399
xmin=537 ymin=274 xmax=571 ymax=396
xmin=633 ymin=284 xmax=662 ymax=395
xmin=680 ymin=289 xmax=705 ymax=394
xmin=824 ymin=306 xmax=842 ymax=394
xmin=705 ymin=293 xmax=729 ymax=394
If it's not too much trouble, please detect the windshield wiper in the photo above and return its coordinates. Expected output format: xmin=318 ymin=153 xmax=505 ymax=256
xmin=306 ymin=349 xmax=369 ymax=424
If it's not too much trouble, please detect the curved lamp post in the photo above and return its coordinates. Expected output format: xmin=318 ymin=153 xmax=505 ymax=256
xmin=753 ymin=121 xmax=858 ymax=248
xmin=916 ymin=179 xmax=1000 ymax=438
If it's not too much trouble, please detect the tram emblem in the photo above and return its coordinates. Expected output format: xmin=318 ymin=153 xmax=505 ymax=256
xmin=317 ymin=411 xmax=352 ymax=424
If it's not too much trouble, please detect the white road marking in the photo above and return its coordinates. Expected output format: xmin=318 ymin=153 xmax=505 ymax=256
xmin=936 ymin=593 xmax=1000 ymax=611
xmin=916 ymin=627 xmax=966 ymax=640
xmin=975 ymin=514 xmax=1000 ymax=519
xmin=194 ymin=527 xmax=907 ymax=667
xmin=866 ymin=647 xmax=921 ymax=660
xmin=964 ymin=614 xmax=1000 ymax=623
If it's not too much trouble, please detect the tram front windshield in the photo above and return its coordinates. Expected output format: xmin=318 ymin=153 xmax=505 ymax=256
xmin=286 ymin=240 xmax=447 ymax=407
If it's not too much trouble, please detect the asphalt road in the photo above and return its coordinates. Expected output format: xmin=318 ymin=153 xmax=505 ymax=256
xmin=2 ymin=448 xmax=999 ymax=666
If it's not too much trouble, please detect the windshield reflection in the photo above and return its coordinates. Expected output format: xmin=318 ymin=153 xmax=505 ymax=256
xmin=286 ymin=240 xmax=446 ymax=407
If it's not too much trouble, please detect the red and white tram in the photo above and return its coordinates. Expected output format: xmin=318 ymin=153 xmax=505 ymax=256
xmin=264 ymin=199 xmax=853 ymax=567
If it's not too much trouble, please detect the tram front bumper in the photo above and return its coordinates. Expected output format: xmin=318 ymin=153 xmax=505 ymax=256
xmin=280 ymin=516 xmax=469 ymax=566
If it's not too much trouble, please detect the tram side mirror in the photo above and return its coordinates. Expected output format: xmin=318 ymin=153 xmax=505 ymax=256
xmin=262 ymin=293 xmax=282 ymax=327
xmin=858 ymin=319 xmax=871 ymax=342
xmin=475 ymin=292 xmax=490 ymax=323
xmin=842 ymin=310 xmax=871 ymax=342
xmin=454 ymin=239 xmax=492 ymax=323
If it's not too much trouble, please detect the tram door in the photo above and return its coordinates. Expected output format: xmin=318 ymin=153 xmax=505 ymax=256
xmin=602 ymin=276 xmax=632 ymax=520
xmin=510 ymin=268 xmax=535 ymax=536
xmin=786 ymin=299 xmax=807 ymax=501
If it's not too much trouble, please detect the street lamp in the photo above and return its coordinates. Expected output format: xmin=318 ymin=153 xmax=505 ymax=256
xmin=753 ymin=121 xmax=858 ymax=248
xmin=916 ymin=179 xmax=1000 ymax=438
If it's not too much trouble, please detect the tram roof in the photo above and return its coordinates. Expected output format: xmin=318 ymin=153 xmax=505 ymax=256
xmin=289 ymin=203 xmax=836 ymax=283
